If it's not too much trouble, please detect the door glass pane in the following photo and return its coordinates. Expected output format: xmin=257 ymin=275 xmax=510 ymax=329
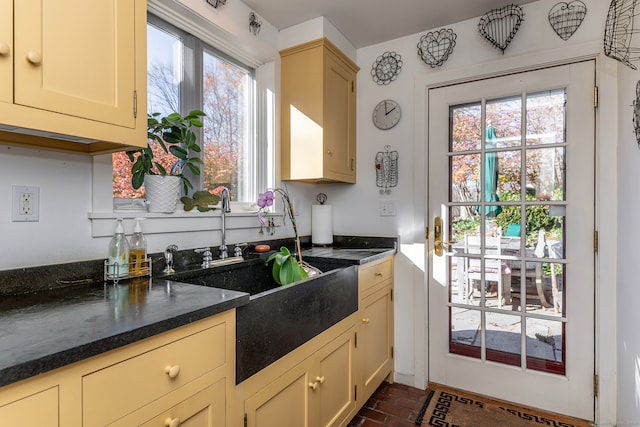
xmin=486 ymin=312 xmax=522 ymax=366
xmin=451 ymin=103 xmax=481 ymax=152
xmin=526 ymin=147 xmax=566 ymax=202
xmin=451 ymin=154 xmax=480 ymax=203
xmin=526 ymin=318 xmax=565 ymax=374
xmin=486 ymin=96 xmax=522 ymax=148
xmin=450 ymin=307 xmax=481 ymax=357
xmin=526 ymin=89 xmax=566 ymax=145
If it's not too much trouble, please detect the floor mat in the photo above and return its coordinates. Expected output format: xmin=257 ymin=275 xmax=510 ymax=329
xmin=416 ymin=385 xmax=592 ymax=427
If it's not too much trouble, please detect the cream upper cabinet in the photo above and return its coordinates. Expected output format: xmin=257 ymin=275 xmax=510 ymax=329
xmin=0 ymin=0 xmax=147 ymax=154
xmin=280 ymin=38 xmax=358 ymax=184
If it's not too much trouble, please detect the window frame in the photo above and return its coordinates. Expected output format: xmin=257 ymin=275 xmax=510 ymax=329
xmin=89 ymin=5 xmax=274 ymax=238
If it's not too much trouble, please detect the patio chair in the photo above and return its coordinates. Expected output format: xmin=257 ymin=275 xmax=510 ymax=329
xmin=460 ymin=235 xmax=511 ymax=308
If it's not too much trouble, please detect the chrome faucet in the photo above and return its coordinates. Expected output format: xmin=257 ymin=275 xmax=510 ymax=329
xmin=220 ymin=187 xmax=231 ymax=259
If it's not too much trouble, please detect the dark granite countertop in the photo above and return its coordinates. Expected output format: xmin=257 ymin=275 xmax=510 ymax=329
xmin=302 ymin=247 xmax=396 ymax=266
xmin=0 ymin=278 xmax=249 ymax=388
xmin=0 ymin=236 xmax=397 ymax=389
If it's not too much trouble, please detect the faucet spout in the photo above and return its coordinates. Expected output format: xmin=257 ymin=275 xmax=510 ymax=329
xmin=220 ymin=187 xmax=231 ymax=259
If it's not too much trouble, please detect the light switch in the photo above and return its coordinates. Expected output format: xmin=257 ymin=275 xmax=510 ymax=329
xmin=379 ymin=199 xmax=396 ymax=216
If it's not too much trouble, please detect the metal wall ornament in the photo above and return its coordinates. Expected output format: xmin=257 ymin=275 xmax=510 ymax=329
xmin=604 ymin=0 xmax=640 ymax=70
xmin=375 ymin=145 xmax=398 ymax=194
xmin=206 ymin=0 xmax=226 ymax=9
xmin=249 ymin=12 xmax=262 ymax=36
xmin=478 ymin=4 xmax=525 ymax=53
xmin=548 ymin=1 xmax=587 ymax=40
xmin=371 ymin=51 xmax=403 ymax=85
xmin=633 ymin=80 xmax=640 ymax=148
xmin=417 ymin=28 xmax=457 ymax=67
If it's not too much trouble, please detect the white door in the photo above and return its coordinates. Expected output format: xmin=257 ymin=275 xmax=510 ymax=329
xmin=427 ymin=61 xmax=595 ymax=421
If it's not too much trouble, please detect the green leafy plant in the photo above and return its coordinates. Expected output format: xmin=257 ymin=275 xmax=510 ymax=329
xmin=126 ymin=110 xmax=206 ymax=195
xmin=265 ymin=246 xmax=308 ymax=286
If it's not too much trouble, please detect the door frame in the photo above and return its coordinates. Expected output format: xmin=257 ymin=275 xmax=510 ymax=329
xmin=412 ymin=41 xmax=617 ymax=426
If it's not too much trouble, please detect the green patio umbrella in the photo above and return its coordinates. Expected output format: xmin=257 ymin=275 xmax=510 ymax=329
xmin=481 ymin=124 xmax=502 ymax=217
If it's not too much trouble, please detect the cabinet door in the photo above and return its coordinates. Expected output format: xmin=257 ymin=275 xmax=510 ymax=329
xmin=359 ymin=286 xmax=394 ymax=400
xmin=0 ymin=386 xmax=59 ymax=427
xmin=138 ymin=379 xmax=226 ymax=427
xmin=317 ymin=327 xmax=356 ymax=427
xmin=245 ymin=358 xmax=313 ymax=427
xmin=0 ymin=0 xmax=11 ymax=103
xmin=14 ymin=0 xmax=138 ymax=128
xmin=324 ymin=51 xmax=356 ymax=183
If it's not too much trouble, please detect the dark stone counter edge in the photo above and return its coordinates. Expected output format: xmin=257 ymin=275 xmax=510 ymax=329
xmin=0 ymin=291 xmax=248 ymax=388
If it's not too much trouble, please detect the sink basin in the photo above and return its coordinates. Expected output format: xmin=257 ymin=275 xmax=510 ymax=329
xmin=169 ymin=257 xmax=358 ymax=383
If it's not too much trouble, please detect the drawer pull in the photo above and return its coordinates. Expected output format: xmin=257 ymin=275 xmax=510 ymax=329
xmin=26 ymin=50 xmax=42 ymax=65
xmin=374 ymin=272 xmax=384 ymax=277
xmin=362 ymin=317 xmax=370 ymax=324
xmin=164 ymin=364 xmax=181 ymax=379
xmin=316 ymin=375 xmax=325 ymax=384
xmin=309 ymin=381 xmax=318 ymax=391
xmin=165 ymin=417 xmax=181 ymax=427
xmin=0 ymin=42 xmax=9 ymax=56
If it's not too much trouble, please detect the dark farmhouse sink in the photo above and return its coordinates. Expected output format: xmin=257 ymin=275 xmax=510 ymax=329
xmin=169 ymin=257 xmax=358 ymax=383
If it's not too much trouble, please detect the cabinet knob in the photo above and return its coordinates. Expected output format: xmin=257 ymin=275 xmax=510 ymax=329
xmin=327 ymin=149 xmax=333 ymax=156
xmin=308 ymin=381 xmax=318 ymax=391
xmin=26 ymin=50 xmax=42 ymax=65
xmin=164 ymin=417 xmax=180 ymax=427
xmin=362 ymin=317 xmax=370 ymax=324
xmin=164 ymin=364 xmax=181 ymax=379
xmin=315 ymin=375 xmax=325 ymax=384
xmin=0 ymin=42 xmax=9 ymax=56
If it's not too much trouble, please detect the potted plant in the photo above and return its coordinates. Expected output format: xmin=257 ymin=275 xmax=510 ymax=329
xmin=126 ymin=110 xmax=206 ymax=213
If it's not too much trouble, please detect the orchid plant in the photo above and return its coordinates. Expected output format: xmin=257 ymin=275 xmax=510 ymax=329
xmin=257 ymin=188 xmax=312 ymax=285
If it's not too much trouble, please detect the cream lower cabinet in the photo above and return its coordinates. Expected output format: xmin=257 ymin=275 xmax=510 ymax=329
xmin=0 ymin=310 xmax=234 ymax=427
xmin=0 ymin=386 xmax=59 ymax=427
xmin=243 ymin=324 xmax=357 ymax=427
xmin=0 ymin=0 xmax=147 ymax=153
xmin=356 ymin=256 xmax=394 ymax=408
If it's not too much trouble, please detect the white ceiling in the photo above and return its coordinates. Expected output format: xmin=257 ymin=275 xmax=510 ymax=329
xmin=241 ymin=0 xmax=539 ymax=48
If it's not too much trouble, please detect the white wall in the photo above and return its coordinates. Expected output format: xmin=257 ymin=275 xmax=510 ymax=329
xmin=2 ymin=0 xmax=639 ymax=424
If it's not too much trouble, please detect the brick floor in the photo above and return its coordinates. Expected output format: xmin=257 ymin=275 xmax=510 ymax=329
xmin=347 ymin=382 xmax=428 ymax=427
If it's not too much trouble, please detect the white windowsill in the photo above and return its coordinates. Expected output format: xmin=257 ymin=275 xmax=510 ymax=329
xmin=88 ymin=207 xmax=283 ymax=238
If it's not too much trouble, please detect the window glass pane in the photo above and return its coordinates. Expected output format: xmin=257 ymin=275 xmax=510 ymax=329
xmin=526 ymin=147 xmax=565 ymax=202
xmin=202 ymin=50 xmax=251 ymax=202
xmin=451 ymin=153 xmax=480 ymax=203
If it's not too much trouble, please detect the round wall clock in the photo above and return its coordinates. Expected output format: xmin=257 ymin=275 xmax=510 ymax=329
xmin=372 ymin=99 xmax=401 ymax=130
xmin=371 ymin=51 xmax=403 ymax=85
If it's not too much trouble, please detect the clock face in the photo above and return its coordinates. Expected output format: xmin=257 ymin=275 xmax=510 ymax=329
xmin=372 ymin=100 xmax=401 ymax=130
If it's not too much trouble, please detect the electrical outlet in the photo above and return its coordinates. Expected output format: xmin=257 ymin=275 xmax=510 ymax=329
xmin=12 ymin=186 xmax=40 ymax=222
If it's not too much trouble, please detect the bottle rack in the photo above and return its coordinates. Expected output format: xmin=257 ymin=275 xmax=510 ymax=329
xmin=104 ymin=258 xmax=152 ymax=285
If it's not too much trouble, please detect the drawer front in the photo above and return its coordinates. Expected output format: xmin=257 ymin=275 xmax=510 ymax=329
xmin=83 ymin=322 xmax=227 ymax=426
xmin=358 ymin=257 xmax=393 ymax=296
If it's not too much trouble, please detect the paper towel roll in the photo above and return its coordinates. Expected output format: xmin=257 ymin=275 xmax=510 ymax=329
xmin=312 ymin=205 xmax=333 ymax=246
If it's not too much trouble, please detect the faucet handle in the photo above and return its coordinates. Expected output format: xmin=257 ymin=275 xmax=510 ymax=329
xmin=234 ymin=243 xmax=248 ymax=257
xmin=195 ymin=247 xmax=213 ymax=268
xmin=163 ymin=244 xmax=179 ymax=274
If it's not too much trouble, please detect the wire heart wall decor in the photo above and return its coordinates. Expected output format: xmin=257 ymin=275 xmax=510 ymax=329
xmin=548 ymin=1 xmax=587 ymax=41
xmin=604 ymin=0 xmax=640 ymax=70
xmin=417 ymin=28 xmax=457 ymax=67
xmin=478 ymin=4 xmax=525 ymax=53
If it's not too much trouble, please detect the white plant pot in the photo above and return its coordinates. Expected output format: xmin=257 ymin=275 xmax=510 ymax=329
xmin=144 ymin=175 xmax=180 ymax=213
